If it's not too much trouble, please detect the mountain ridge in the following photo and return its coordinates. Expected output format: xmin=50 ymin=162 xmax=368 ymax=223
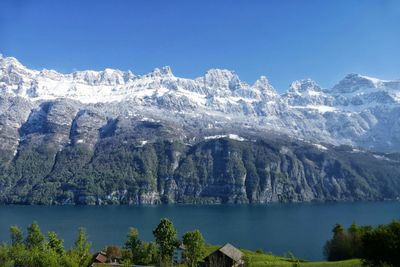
xmin=2 ymin=55 xmax=400 ymax=152
xmin=3 ymin=55 xmax=399 ymax=102
xmin=1 ymin=56 xmax=400 ymax=204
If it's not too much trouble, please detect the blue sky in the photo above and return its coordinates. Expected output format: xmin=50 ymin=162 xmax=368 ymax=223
xmin=1 ymin=0 xmax=399 ymax=92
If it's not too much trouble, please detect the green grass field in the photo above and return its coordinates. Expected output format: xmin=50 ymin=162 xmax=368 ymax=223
xmin=203 ymin=245 xmax=362 ymax=267
xmin=94 ymin=245 xmax=362 ymax=267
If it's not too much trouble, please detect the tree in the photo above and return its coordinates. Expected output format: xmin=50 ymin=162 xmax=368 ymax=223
xmin=124 ymin=227 xmax=141 ymax=261
xmin=362 ymin=221 xmax=400 ymax=267
xmin=153 ymin=218 xmax=178 ymax=266
xmin=125 ymin=228 xmax=141 ymax=250
xmin=121 ymin=258 xmax=132 ymax=267
xmin=182 ymin=230 xmax=205 ymax=267
xmin=142 ymin=242 xmax=158 ymax=265
xmin=10 ymin=225 xmax=24 ymax=246
xmin=47 ymin=231 xmax=65 ymax=255
xmin=324 ymin=223 xmax=352 ymax=261
xmin=27 ymin=248 xmax=60 ymax=267
xmin=71 ymin=227 xmax=91 ymax=267
xmin=324 ymin=222 xmax=375 ymax=262
xmin=25 ymin=222 xmax=45 ymax=249
xmin=0 ymin=245 xmax=13 ymax=267
xmin=106 ymin=245 xmax=122 ymax=262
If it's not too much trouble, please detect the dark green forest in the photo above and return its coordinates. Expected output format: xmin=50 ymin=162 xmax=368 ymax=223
xmin=1 ymin=136 xmax=400 ymax=205
xmin=324 ymin=221 xmax=400 ymax=267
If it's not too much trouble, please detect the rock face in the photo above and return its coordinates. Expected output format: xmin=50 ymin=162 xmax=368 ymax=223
xmin=1 ymin=124 xmax=400 ymax=204
xmin=2 ymin=56 xmax=400 ymax=152
xmin=1 ymin=55 xmax=400 ymax=204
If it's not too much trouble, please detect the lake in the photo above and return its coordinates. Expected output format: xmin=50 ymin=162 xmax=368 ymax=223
xmin=0 ymin=202 xmax=399 ymax=261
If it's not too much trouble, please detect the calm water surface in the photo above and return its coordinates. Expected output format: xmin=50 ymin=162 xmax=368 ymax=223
xmin=0 ymin=202 xmax=399 ymax=260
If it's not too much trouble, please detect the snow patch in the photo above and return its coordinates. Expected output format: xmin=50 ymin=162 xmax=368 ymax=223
xmin=204 ymin=134 xmax=246 ymax=141
xmin=372 ymin=154 xmax=391 ymax=161
xmin=292 ymin=105 xmax=336 ymax=113
xmin=313 ymin=143 xmax=328 ymax=150
xmin=136 ymin=140 xmax=148 ymax=147
xmin=227 ymin=134 xmax=246 ymax=141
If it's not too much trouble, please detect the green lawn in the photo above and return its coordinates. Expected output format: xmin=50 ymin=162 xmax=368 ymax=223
xmin=203 ymin=245 xmax=362 ymax=267
xmin=95 ymin=245 xmax=362 ymax=267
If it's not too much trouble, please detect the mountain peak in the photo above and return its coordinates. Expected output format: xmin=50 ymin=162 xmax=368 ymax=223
xmin=149 ymin=66 xmax=174 ymax=77
xmin=202 ymin=69 xmax=241 ymax=91
xmin=332 ymin=73 xmax=382 ymax=93
xmin=254 ymin=75 xmax=269 ymax=86
xmin=253 ymin=76 xmax=277 ymax=96
xmin=0 ymin=56 xmax=26 ymax=70
xmin=288 ymin=79 xmax=321 ymax=94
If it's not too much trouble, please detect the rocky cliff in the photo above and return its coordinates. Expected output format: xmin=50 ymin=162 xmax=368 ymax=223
xmin=0 ymin=96 xmax=399 ymax=204
xmin=1 ymin=56 xmax=400 ymax=204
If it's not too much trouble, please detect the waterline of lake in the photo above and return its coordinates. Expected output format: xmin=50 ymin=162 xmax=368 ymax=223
xmin=0 ymin=202 xmax=399 ymax=261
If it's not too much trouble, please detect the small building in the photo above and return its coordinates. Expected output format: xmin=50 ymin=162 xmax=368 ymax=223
xmin=90 ymin=250 xmax=122 ymax=266
xmin=91 ymin=251 xmax=108 ymax=266
xmin=203 ymin=243 xmax=244 ymax=267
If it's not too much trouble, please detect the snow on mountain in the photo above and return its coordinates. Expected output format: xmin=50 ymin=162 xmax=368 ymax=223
xmin=1 ymin=55 xmax=400 ymax=152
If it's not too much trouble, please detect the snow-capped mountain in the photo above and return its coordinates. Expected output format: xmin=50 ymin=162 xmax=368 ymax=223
xmin=1 ymin=55 xmax=400 ymax=152
xmin=2 ymin=55 xmax=400 ymax=205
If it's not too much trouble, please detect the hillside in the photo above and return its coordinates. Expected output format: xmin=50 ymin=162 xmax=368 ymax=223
xmin=1 ymin=56 xmax=400 ymax=204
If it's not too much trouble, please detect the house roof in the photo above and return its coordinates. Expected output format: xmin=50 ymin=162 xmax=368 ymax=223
xmin=215 ymin=243 xmax=244 ymax=262
xmin=93 ymin=251 xmax=108 ymax=263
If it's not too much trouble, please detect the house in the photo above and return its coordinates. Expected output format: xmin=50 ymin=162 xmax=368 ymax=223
xmin=91 ymin=251 xmax=108 ymax=266
xmin=90 ymin=250 xmax=122 ymax=266
xmin=203 ymin=243 xmax=244 ymax=267
xmin=173 ymin=243 xmax=186 ymax=264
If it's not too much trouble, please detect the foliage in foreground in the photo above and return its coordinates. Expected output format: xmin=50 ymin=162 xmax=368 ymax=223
xmin=153 ymin=218 xmax=179 ymax=266
xmin=0 ymin=222 xmax=91 ymax=267
xmin=9 ymin=218 xmax=400 ymax=267
xmin=324 ymin=220 xmax=400 ymax=267
xmin=0 ymin=219 xmax=207 ymax=267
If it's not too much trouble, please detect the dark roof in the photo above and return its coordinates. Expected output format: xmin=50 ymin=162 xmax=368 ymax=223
xmin=93 ymin=251 xmax=107 ymax=263
xmin=205 ymin=243 xmax=244 ymax=263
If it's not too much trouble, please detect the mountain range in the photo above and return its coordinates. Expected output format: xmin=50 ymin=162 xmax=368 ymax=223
xmin=0 ymin=55 xmax=399 ymax=204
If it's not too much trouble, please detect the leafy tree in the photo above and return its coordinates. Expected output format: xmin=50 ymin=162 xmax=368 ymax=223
xmin=121 ymin=258 xmax=132 ymax=267
xmin=324 ymin=223 xmax=352 ymax=261
xmin=124 ymin=227 xmax=141 ymax=261
xmin=182 ymin=230 xmax=206 ymax=267
xmin=8 ymin=241 xmax=28 ymax=266
xmin=0 ymin=245 xmax=13 ymax=267
xmin=324 ymin=222 xmax=374 ymax=261
xmin=71 ymin=227 xmax=91 ymax=266
xmin=10 ymin=225 xmax=24 ymax=246
xmin=153 ymin=218 xmax=178 ymax=266
xmin=106 ymin=245 xmax=122 ymax=262
xmin=25 ymin=222 xmax=45 ymax=249
xmin=27 ymin=247 xmax=61 ymax=267
xmin=122 ymin=227 xmax=159 ymax=265
xmin=348 ymin=223 xmax=371 ymax=258
xmin=47 ymin=231 xmax=65 ymax=255
xmin=362 ymin=221 xmax=400 ymax=267
xmin=142 ymin=242 xmax=158 ymax=265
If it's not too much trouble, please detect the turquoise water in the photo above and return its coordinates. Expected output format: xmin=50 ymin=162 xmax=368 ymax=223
xmin=0 ymin=202 xmax=399 ymax=261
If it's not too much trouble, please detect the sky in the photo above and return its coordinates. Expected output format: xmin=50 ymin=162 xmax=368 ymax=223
xmin=0 ymin=0 xmax=399 ymax=92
